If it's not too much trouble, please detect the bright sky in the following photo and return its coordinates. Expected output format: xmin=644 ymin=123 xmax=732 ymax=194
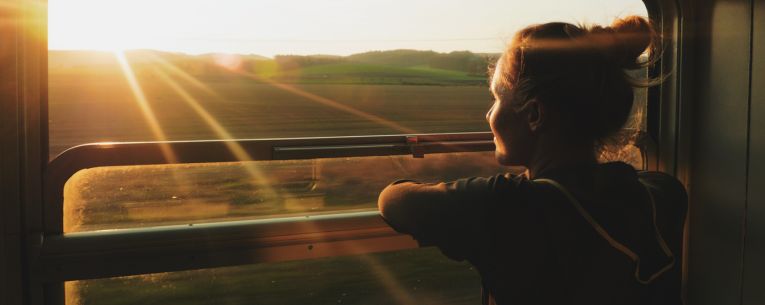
xmin=48 ymin=0 xmax=646 ymax=57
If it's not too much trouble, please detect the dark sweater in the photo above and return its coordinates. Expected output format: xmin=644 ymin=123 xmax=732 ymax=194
xmin=379 ymin=162 xmax=687 ymax=305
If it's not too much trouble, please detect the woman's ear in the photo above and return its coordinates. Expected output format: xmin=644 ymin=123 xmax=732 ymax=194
xmin=525 ymin=98 xmax=545 ymax=132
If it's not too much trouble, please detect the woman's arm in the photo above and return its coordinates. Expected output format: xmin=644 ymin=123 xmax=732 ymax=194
xmin=377 ymin=174 xmax=519 ymax=261
xmin=378 ymin=180 xmax=451 ymax=236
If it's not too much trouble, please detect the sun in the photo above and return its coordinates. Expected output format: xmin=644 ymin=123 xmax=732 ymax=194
xmin=48 ymin=0 xmax=155 ymax=52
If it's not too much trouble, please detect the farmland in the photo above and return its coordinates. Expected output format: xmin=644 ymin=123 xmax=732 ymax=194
xmin=51 ymin=49 xmax=504 ymax=231
xmin=52 ymin=49 xmax=504 ymax=305
xmin=49 ymin=50 xmax=494 ymax=159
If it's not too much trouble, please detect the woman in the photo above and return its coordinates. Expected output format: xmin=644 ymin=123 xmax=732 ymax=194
xmin=378 ymin=16 xmax=687 ymax=305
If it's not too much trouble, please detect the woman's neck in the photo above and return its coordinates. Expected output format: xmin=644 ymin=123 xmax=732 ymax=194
xmin=525 ymin=135 xmax=597 ymax=179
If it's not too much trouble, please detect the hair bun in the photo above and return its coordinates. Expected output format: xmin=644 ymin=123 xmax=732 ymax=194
xmin=609 ymin=16 xmax=654 ymax=69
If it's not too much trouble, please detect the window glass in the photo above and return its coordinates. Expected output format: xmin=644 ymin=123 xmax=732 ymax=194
xmin=48 ymin=0 xmax=648 ymax=158
xmin=66 ymin=248 xmax=480 ymax=305
xmin=64 ymin=152 xmax=512 ymax=232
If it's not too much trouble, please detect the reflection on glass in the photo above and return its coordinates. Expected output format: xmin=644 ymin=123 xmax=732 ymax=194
xmin=64 ymin=152 xmax=513 ymax=232
xmin=66 ymin=248 xmax=481 ymax=305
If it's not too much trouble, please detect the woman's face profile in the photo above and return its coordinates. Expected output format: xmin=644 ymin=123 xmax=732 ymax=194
xmin=487 ymin=60 xmax=534 ymax=166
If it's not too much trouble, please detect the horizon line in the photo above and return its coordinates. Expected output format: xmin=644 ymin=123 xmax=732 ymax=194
xmin=47 ymin=47 xmax=505 ymax=59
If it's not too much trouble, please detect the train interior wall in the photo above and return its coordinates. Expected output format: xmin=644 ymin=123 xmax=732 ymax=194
xmin=686 ymin=0 xmax=765 ymax=304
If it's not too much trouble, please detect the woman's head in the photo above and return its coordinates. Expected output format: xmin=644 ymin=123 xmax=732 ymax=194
xmin=488 ymin=15 xmax=658 ymax=166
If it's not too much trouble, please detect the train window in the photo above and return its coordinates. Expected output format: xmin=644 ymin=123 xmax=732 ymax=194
xmin=44 ymin=0 xmax=654 ymax=305
xmin=63 ymin=152 xmax=506 ymax=232
xmin=48 ymin=0 xmax=648 ymax=158
xmin=65 ymin=248 xmax=479 ymax=305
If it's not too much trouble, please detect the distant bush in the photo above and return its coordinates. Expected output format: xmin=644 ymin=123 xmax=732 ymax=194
xmin=274 ymin=55 xmax=347 ymax=70
xmin=348 ymin=49 xmax=498 ymax=75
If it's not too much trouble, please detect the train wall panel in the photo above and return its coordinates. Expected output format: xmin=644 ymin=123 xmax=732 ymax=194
xmin=686 ymin=0 xmax=753 ymax=304
xmin=0 ymin=3 xmax=24 ymax=305
xmin=742 ymin=0 xmax=765 ymax=303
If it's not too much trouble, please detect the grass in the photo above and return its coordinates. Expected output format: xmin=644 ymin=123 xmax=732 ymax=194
xmin=51 ymin=55 xmax=503 ymax=305
xmin=70 ymin=248 xmax=481 ymax=305
xmin=51 ymin=62 xmax=501 ymax=232
xmin=274 ymin=63 xmax=486 ymax=85
xmin=48 ymin=71 xmax=492 ymax=159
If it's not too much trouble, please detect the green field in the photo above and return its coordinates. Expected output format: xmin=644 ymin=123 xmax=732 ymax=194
xmin=273 ymin=63 xmax=486 ymax=85
xmin=70 ymin=248 xmax=481 ymax=305
xmin=52 ymin=50 xmax=501 ymax=305
xmin=49 ymin=52 xmax=493 ymax=158
xmin=51 ymin=51 xmax=499 ymax=230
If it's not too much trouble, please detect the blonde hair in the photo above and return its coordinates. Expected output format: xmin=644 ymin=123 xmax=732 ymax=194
xmin=493 ymin=16 xmax=661 ymax=162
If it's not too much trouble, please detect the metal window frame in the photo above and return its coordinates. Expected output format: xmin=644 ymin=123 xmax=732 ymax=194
xmin=18 ymin=1 xmax=682 ymax=304
xmin=43 ymin=132 xmax=495 ymax=234
xmin=10 ymin=1 xmax=50 ymax=305
xmin=38 ymin=133 xmax=495 ymax=280
xmin=37 ymin=133 xmax=494 ymax=303
xmin=40 ymin=211 xmax=419 ymax=282
xmin=643 ymin=0 xmax=687 ymax=177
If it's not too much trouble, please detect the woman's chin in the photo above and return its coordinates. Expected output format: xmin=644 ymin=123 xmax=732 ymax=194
xmin=494 ymin=152 xmax=512 ymax=166
xmin=495 ymin=151 xmax=523 ymax=167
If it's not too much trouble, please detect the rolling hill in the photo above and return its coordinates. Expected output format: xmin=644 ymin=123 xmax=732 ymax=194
xmin=48 ymin=49 xmax=496 ymax=86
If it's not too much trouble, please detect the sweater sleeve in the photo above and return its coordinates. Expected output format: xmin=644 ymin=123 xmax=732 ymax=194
xmin=378 ymin=173 xmax=522 ymax=262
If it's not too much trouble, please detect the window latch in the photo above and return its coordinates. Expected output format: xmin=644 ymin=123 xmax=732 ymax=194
xmin=406 ymin=136 xmax=425 ymax=158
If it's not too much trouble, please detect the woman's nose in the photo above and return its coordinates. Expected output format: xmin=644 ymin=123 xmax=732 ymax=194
xmin=486 ymin=103 xmax=495 ymax=123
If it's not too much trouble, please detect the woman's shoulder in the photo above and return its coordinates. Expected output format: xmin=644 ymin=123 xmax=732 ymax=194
xmin=637 ymin=170 xmax=688 ymax=200
xmin=637 ymin=170 xmax=682 ymax=183
xmin=434 ymin=171 xmax=530 ymax=199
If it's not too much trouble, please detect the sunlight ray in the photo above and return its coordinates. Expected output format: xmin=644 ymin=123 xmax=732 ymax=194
xmin=226 ymin=70 xmax=487 ymax=155
xmin=148 ymin=51 xmax=420 ymax=135
xmin=289 ymin=218 xmax=419 ymax=305
xmin=232 ymin=70 xmax=420 ymax=135
xmin=358 ymin=253 xmax=420 ymax=305
xmin=146 ymin=53 xmax=222 ymax=98
xmin=113 ymin=51 xmax=178 ymax=163
xmin=151 ymin=66 xmax=279 ymax=199
xmin=70 ymin=52 xmax=203 ymax=235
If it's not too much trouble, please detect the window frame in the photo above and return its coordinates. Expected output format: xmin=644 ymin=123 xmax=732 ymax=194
xmin=12 ymin=0 xmax=683 ymax=304
xmin=43 ymin=132 xmax=495 ymax=234
xmin=643 ymin=0 xmax=686 ymax=176
xmin=41 ymin=135 xmax=496 ymax=302
xmin=39 ymin=133 xmax=494 ymax=283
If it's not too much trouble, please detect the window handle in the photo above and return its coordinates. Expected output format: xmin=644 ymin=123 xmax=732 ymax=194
xmin=407 ymin=136 xmax=425 ymax=158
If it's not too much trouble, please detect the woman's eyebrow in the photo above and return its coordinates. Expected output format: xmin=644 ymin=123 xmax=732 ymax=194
xmin=489 ymin=77 xmax=498 ymax=94
xmin=491 ymin=81 xmax=508 ymax=97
